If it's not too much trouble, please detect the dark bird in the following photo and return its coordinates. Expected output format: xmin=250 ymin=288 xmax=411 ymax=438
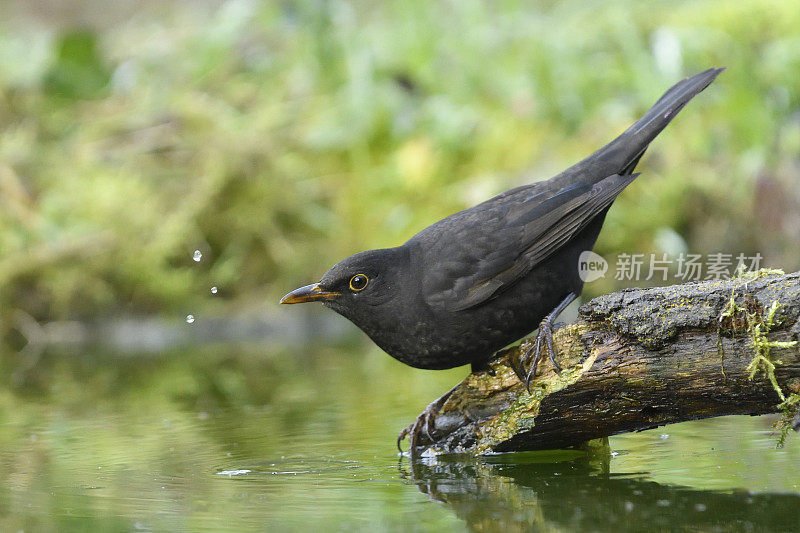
xmin=281 ymin=68 xmax=724 ymax=455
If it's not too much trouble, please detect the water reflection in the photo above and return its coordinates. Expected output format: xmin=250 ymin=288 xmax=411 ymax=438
xmin=0 ymin=344 xmax=797 ymax=531
xmin=404 ymin=451 xmax=800 ymax=531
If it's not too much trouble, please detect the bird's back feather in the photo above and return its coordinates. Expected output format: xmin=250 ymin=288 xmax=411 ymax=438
xmin=414 ymin=68 xmax=724 ymax=312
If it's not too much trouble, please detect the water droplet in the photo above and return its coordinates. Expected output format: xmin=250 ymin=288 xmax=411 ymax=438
xmin=186 ymin=315 xmax=195 ymax=324
xmin=193 ymin=250 xmax=202 ymax=262
xmin=660 ymin=434 xmax=669 ymax=439
xmin=211 ymin=286 xmax=218 ymax=294
xmin=694 ymin=503 xmax=707 ymax=512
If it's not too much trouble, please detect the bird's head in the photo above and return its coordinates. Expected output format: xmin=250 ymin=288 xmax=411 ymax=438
xmin=280 ymin=247 xmax=408 ymax=324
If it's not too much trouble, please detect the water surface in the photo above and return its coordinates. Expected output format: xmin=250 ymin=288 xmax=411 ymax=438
xmin=1 ymin=343 xmax=797 ymax=531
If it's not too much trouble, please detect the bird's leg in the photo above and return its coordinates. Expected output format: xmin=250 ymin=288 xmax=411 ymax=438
xmin=470 ymin=359 xmax=495 ymax=376
xmin=520 ymin=292 xmax=577 ymax=392
xmin=397 ymin=383 xmax=460 ymax=458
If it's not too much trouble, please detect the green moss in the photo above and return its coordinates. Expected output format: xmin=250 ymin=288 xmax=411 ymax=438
xmin=744 ymin=300 xmax=797 ymax=402
xmin=719 ymin=287 xmax=799 ymax=442
xmin=734 ymin=266 xmax=786 ymax=280
xmin=776 ymin=393 xmax=800 ymax=448
xmin=716 ymin=278 xmax=800 ymax=446
xmin=473 ymin=324 xmax=597 ymax=454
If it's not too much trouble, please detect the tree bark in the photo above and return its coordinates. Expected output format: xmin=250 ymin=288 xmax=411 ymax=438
xmin=410 ymin=270 xmax=800 ymax=455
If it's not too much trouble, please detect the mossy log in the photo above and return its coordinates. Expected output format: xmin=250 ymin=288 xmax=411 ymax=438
xmin=409 ymin=270 xmax=800 ymax=455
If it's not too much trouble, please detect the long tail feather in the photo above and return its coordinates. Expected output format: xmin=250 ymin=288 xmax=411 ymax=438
xmin=554 ymin=67 xmax=725 ymax=185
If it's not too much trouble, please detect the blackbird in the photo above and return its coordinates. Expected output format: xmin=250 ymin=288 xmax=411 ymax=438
xmin=281 ymin=67 xmax=724 ymax=455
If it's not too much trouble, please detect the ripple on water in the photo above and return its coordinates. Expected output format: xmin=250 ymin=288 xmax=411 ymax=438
xmin=216 ymin=469 xmax=252 ymax=477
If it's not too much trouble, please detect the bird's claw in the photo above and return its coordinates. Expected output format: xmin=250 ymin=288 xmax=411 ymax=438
xmin=396 ymin=410 xmax=434 ymax=457
xmin=518 ymin=317 xmax=562 ymax=393
xmin=397 ymin=389 xmax=454 ymax=458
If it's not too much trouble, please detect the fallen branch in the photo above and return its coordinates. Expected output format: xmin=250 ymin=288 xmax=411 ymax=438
xmin=409 ymin=270 xmax=800 ymax=455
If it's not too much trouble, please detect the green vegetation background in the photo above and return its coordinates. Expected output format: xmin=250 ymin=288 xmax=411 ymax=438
xmin=0 ymin=3 xmax=799 ymax=529
xmin=1 ymin=0 xmax=799 ymax=337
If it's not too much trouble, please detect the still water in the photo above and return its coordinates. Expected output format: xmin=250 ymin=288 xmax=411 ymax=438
xmin=1 ymin=341 xmax=798 ymax=531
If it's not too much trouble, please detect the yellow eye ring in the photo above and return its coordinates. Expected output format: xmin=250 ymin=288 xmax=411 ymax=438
xmin=349 ymin=274 xmax=369 ymax=292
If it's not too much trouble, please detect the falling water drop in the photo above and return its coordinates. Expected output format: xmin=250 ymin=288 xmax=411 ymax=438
xmin=193 ymin=250 xmax=202 ymax=262
xmin=186 ymin=315 xmax=195 ymax=324
xmin=211 ymin=286 xmax=218 ymax=294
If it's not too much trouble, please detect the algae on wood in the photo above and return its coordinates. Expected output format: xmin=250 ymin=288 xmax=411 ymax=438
xmin=406 ymin=270 xmax=800 ymax=455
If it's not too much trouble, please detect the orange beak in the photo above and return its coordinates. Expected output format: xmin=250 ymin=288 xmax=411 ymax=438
xmin=280 ymin=283 xmax=340 ymax=304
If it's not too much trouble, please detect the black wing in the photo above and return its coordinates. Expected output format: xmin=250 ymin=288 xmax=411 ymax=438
xmin=418 ymin=173 xmax=637 ymax=312
xmin=417 ymin=67 xmax=723 ymax=312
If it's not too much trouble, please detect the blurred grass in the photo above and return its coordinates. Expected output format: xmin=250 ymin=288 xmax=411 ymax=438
xmin=0 ymin=0 xmax=799 ymax=339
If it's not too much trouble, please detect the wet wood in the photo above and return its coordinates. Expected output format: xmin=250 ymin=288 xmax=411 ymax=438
xmin=409 ymin=271 xmax=800 ymax=455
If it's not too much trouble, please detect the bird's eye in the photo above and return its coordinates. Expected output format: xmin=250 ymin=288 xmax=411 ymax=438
xmin=349 ymin=274 xmax=369 ymax=292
